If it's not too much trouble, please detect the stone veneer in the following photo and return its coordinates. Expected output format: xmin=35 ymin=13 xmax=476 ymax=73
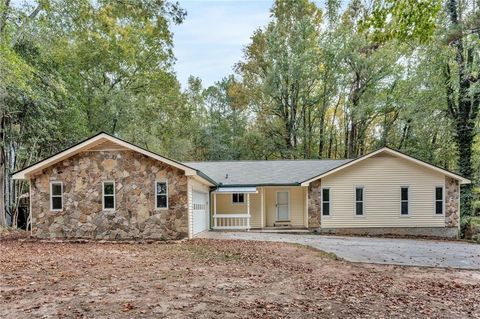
xmin=445 ymin=176 xmax=460 ymax=228
xmin=307 ymin=180 xmax=321 ymax=229
xmin=30 ymin=150 xmax=188 ymax=240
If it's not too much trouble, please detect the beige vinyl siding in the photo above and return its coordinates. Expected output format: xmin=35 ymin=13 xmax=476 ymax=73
xmin=250 ymin=194 xmax=262 ymax=228
xmin=321 ymin=156 xmax=446 ymax=228
xmin=264 ymin=187 xmax=305 ymax=227
xmin=215 ymin=193 xmax=250 ymax=214
xmin=187 ymin=178 xmax=210 ymax=238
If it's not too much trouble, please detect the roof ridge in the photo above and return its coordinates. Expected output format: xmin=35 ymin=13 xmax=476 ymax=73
xmin=183 ymin=159 xmax=352 ymax=163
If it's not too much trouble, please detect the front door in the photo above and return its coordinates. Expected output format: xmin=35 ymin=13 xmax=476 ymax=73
xmin=276 ymin=191 xmax=290 ymax=221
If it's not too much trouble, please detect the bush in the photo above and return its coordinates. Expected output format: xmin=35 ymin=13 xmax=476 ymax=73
xmin=463 ymin=216 xmax=480 ymax=242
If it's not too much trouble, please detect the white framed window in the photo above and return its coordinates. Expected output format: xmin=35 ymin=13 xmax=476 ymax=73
xmin=400 ymin=186 xmax=409 ymax=216
xmin=435 ymin=186 xmax=444 ymax=215
xmin=355 ymin=186 xmax=364 ymax=216
xmin=322 ymin=188 xmax=330 ymax=216
xmin=232 ymin=193 xmax=245 ymax=204
xmin=50 ymin=181 xmax=63 ymax=211
xmin=155 ymin=181 xmax=168 ymax=209
xmin=102 ymin=181 xmax=115 ymax=210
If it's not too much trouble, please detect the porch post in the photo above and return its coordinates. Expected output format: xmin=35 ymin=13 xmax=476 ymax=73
xmin=247 ymin=193 xmax=250 ymax=230
xmin=260 ymin=188 xmax=264 ymax=228
xmin=304 ymin=186 xmax=309 ymax=228
xmin=213 ymin=192 xmax=217 ymax=229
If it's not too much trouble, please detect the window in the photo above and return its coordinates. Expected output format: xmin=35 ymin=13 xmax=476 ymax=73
xmin=401 ymin=187 xmax=409 ymax=215
xmin=322 ymin=188 xmax=330 ymax=216
xmin=50 ymin=182 xmax=63 ymax=211
xmin=232 ymin=193 xmax=245 ymax=204
xmin=103 ymin=181 xmax=115 ymax=210
xmin=156 ymin=181 xmax=168 ymax=209
xmin=355 ymin=187 xmax=364 ymax=216
xmin=435 ymin=186 xmax=444 ymax=215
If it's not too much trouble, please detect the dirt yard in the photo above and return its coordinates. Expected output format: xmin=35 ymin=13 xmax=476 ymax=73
xmin=1 ymin=238 xmax=479 ymax=318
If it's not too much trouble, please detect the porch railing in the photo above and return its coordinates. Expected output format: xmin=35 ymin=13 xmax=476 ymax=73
xmin=213 ymin=214 xmax=251 ymax=230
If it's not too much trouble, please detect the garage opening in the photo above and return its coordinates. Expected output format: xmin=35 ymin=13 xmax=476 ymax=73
xmin=192 ymin=191 xmax=209 ymax=236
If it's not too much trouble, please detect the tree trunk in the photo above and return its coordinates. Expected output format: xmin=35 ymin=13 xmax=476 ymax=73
xmin=0 ymin=114 xmax=5 ymax=227
xmin=445 ymin=0 xmax=480 ymax=219
xmin=397 ymin=119 xmax=411 ymax=150
xmin=327 ymin=99 xmax=340 ymax=159
xmin=455 ymin=114 xmax=475 ymax=216
xmin=347 ymin=120 xmax=356 ymax=158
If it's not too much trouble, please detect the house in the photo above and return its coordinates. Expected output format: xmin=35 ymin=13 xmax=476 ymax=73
xmin=12 ymin=132 xmax=470 ymax=240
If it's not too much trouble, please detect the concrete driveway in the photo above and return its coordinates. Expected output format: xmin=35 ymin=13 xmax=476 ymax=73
xmin=198 ymin=231 xmax=480 ymax=270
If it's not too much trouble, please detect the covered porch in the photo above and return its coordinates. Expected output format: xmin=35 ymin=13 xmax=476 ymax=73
xmin=212 ymin=186 xmax=309 ymax=231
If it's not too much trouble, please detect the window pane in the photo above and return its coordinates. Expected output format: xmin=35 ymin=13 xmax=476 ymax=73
xmin=322 ymin=202 xmax=330 ymax=216
xmin=52 ymin=183 xmax=62 ymax=196
xmin=104 ymin=183 xmax=114 ymax=195
xmin=435 ymin=201 xmax=443 ymax=214
xmin=401 ymin=187 xmax=408 ymax=200
xmin=401 ymin=201 xmax=409 ymax=215
xmin=104 ymin=195 xmax=114 ymax=209
xmin=52 ymin=197 xmax=62 ymax=210
xmin=355 ymin=188 xmax=363 ymax=201
xmin=157 ymin=182 xmax=167 ymax=195
xmin=157 ymin=195 xmax=167 ymax=208
xmin=232 ymin=194 xmax=238 ymax=202
xmin=356 ymin=202 xmax=363 ymax=215
xmin=322 ymin=189 xmax=330 ymax=202
xmin=238 ymin=194 xmax=244 ymax=203
xmin=435 ymin=187 xmax=443 ymax=200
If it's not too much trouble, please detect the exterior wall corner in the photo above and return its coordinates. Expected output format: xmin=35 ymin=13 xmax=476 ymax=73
xmin=445 ymin=176 xmax=460 ymax=228
xmin=307 ymin=180 xmax=321 ymax=229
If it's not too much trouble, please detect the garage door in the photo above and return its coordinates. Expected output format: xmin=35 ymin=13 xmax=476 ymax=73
xmin=192 ymin=191 xmax=209 ymax=236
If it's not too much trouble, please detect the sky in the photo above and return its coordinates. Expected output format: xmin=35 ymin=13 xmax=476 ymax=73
xmin=171 ymin=0 xmax=273 ymax=89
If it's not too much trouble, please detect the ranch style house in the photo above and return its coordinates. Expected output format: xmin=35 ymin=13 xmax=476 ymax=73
xmin=12 ymin=132 xmax=470 ymax=239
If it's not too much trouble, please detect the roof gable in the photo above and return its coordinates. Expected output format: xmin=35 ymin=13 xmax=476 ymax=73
xmin=300 ymin=147 xmax=470 ymax=185
xmin=12 ymin=132 xmax=201 ymax=180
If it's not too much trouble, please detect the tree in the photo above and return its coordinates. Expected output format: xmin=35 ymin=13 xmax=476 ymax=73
xmin=364 ymin=0 xmax=480 ymax=218
xmin=442 ymin=0 xmax=480 ymax=219
xmin=0 ymin=0 xmax=186 ymax=226
xmin=236 ymin=0 xmax=323 ymax=158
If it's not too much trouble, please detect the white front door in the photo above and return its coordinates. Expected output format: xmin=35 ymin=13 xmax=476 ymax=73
xmin=192 ymin=191 xmax=208 ymax=236
xmin=276 ymin=191 xmax=290 ymax=221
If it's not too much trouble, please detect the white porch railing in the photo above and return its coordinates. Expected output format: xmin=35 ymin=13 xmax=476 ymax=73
xmin=213 ymin=214 xmax=251 ymax=230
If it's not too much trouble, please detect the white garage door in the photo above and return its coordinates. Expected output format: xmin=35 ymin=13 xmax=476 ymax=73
xmin=192 ymin=191 xmax=209 ymax=236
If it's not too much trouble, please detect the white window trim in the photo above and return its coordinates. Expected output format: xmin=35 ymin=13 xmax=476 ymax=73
xmin=354 ymin=186 xmax=365 ymax=217
xmin=155 ymin=180 xmax=169 ymax=210
xmin=434 ymin=185 xmax=445 ymax=216
xmin=400 ymin=186 xmax=410 ymax=217
xmin=321 ymin=187 xmax=331 ymax=218
xmin=50 ymin=181 xmax=63 ymax=212
xmin=102 ymin=181 xmax=115 ymax=211
xmin=231 ymin=193 xmax=246 ymax=205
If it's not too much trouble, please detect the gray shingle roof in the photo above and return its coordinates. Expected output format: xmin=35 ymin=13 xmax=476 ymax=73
xmin=183 ymin=159 xmax=353 ymax=186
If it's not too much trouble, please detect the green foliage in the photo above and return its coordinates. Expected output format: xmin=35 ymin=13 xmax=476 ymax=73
xmin=363 ymin=0 xmax=442 ymax=44
xmin=0 ymin=0 xmax=186 ymax=225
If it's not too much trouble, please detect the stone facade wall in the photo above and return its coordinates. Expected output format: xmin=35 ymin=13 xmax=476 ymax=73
xmin=307 ymin=180 xmax=321 ymax=229
xmin=30 ymin=151 xmax=189 ymax=240
xmin=445 ymin=176 xmax=460 ymax=228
